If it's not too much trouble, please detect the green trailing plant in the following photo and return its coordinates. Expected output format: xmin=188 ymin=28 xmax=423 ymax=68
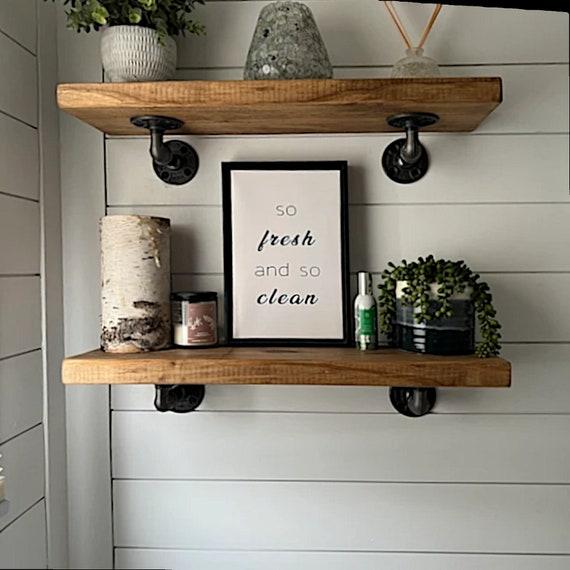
xmin=48 ymin=0 xmax=205 ymax=42
xmin=378 ymin=255 xmax=502 ymax=358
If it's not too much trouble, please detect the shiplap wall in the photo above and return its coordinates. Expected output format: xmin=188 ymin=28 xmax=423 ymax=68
xmin=0 ymin=1 xmax=67 ymax=568
xmin=0 ymin=3 xmax=46 ymax=567
xmin=58 ymin=2 xmax=570 ymax=569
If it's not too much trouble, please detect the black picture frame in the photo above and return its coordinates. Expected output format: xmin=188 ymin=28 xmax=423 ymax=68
xmin=222 ymin=161 xmax=350 ymax=346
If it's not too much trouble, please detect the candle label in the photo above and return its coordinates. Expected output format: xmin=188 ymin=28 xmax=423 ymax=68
xmin=173 ymin=301 xmax=218 ymax=346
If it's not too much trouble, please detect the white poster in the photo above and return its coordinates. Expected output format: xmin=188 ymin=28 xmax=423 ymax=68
xmin=223 ymin=163 xmax=349 ymax=344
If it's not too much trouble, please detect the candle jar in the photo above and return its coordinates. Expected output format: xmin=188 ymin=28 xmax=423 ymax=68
xmin=171 ymin=292 xmax=218 ymax=348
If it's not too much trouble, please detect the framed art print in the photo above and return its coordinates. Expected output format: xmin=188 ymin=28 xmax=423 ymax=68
xmin=222 ymin=161 xmax=350 ymax=346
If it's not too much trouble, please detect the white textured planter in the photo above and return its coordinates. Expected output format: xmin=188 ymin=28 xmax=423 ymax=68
xmin=101 ymin=26 xmax=176 ymax=83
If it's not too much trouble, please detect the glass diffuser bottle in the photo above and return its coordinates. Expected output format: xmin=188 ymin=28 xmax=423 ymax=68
xmin=391 ymin=47 xmax=440 ymax=78
xmin=383 ymin=2 xmax=442 ymax=78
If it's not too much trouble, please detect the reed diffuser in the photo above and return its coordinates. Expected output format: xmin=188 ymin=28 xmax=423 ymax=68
xmin=382 ymin=1 xmax=442 ymax=78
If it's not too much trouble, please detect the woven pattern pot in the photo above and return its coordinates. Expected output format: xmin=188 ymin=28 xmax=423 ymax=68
xmin=101 ymin=26 xmax=177 ymax=83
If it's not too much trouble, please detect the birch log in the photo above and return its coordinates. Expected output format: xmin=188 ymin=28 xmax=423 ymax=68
xmin=100 ymin=215 xmax=171 ymax=353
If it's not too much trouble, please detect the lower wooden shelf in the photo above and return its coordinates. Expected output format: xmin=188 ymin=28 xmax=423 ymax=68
xmin=62 ymin=347 xmax=511 ymax=388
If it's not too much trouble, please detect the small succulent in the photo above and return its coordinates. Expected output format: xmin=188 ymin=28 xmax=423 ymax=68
xmin=378 ymin=255 xmax=502 ymax=358
xmin=48 ymin=0 xmax=205 ymax=42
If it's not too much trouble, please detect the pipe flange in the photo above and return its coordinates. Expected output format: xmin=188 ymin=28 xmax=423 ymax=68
xmin=382 ymin=112 xmax=439 ymax=184
xmin=130 ymin=115 xmax=199 ymax=185
xmin=131 ymin=115 xmax=184 ymax=132
xmin=387 ymin=112 xmax=439 ymax=130
xmin=154 ymin=384 xmax=205 ymax=413
xmin=153 ymin=140 xmax=199 ymax=185
xmin=389 ymin=387 xmax=436 ymax=417
xmin=382 ymin=138 xmax=429 ymax=184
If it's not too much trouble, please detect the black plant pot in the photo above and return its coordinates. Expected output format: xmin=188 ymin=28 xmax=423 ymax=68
xmin=394 ymin=297 xmax=475 ymax=356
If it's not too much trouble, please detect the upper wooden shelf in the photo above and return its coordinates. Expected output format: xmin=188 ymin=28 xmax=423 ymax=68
xmin=56 ymin=77 xmax=502 ymax=136
xmin=62 ymin=347 xmax=511 ymax=388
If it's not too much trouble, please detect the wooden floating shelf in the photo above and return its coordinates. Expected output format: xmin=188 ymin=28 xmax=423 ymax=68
xmin=62 ymin=347 xmax=511 ymax=388
xmin=56 ymin=77 xmax=502 ymax=136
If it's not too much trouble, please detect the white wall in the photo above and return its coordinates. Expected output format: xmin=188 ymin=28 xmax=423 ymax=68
xmin=58 ymin=2 xmax=570 ymax=569
xmin=0 ymin=1 xmax=67 ymax=568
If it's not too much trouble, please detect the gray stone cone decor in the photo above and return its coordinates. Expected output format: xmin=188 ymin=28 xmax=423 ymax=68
xmin=244 ymin=0 xmax=333 ymax=80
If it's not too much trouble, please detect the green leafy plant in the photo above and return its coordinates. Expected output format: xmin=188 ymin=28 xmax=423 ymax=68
xmin=378 ymin=255 xmax=501 ymax=357
xmin=49 ymin=0 xmax=205 ymax=41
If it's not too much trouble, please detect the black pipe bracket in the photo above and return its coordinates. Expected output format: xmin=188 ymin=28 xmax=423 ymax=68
xmin=389 ymin=387 xmax=437 ymax=417
xmin=382 ymin=112 xmax=439 ymax=184
xmin=154 ymin=384 xmax=205 ymax=413
xmin=131 ymin=115 xmax=199 ymax=185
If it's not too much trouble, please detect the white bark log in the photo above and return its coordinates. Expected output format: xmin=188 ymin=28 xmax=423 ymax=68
xmin=100 ymin=215 xmax=171 ymax=353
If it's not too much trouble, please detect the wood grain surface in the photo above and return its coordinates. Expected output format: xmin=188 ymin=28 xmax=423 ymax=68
xmin=63 ymin=347 xmax=511 ymax=387
xmin=57 ymin=78 xmax=502 ymax=135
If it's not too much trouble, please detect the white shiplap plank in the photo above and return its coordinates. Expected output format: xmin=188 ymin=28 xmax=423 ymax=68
xmin=107 ymin=204 xmax=570 ymax=274
xmin=111 ymin=344 xmax=570 ymax=414
xmin=0 ymin=502 xmax=47 ymax=570
xmin=107 ymin=205 xmax=223 ymax=274
xmin=115 ymin=549 xmax=570 ymax=570
xmin=351 ymin=204 xmax=570 ymax=273
xmin=0 ymin=277 xmax=41 ymax=359
xmin=175 ymin=63 xmax=570 ymax=135
xmin=113 ymin=480 xmax=570 ymax=552
xmin=106 ymin=134 xmax=569 ymax=207
xmin=0 ymin=0 xmax=37 ymax=54
xmin=439 ymin=344 xmax=570 ymax=413
xmin=0 ymin=30 xmax=37 ymax=126
xmin=177 ymin=2 xmax=569 ymax=68
xmin=0 ymin=426 xmax=45 ymax=533
xmin=0 ymin=113 xmax=39 ymax=200
xmin=0 ymin=194 xmax=40 ymax=274
xmin=449 ymin=64 xmax=569 ymax=134
xmin=112 ymin=413 xmax=570 ymax=483
xmin=484 ymin=273 xmax=570 ymax=342
xmin=0 ymin=351 xmax=42 ymax=444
